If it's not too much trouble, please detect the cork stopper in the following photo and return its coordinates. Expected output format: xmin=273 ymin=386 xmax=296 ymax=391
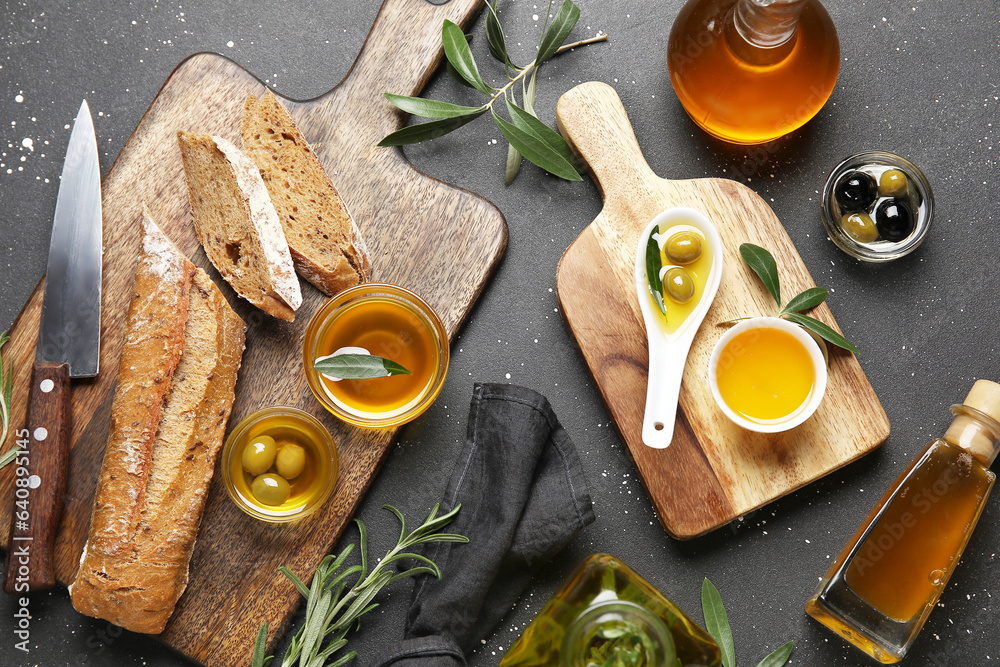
xmin=945 ymin=380 xmax=1000 ymax=464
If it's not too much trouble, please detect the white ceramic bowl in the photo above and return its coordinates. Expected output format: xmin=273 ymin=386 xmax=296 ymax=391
xmin=708 ymin=317 xmax=828 ymax=433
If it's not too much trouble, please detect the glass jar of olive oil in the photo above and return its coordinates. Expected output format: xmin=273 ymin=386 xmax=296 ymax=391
xmin=500 ymin=554 xmax=722 ymax=667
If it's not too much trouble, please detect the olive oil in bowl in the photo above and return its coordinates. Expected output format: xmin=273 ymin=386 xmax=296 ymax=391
xmin=709 ymin=317 xmax=827 ymax=432
xmin=304 ymin=284 xmax=449 ymax=428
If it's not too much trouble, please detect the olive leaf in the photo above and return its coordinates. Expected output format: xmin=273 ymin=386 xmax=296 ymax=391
xmin=756 ymin=641 xmax=795 ymax=667
xmin=782 ymin=312 xmax=860 ymax=354
xmin=702 ymin=578 xmax=794 ymax=667
xmin=733 ymin=244 xmax=858 ymax=354
xmin=505 ymin=72 xmax=539 ymax=185
xmin=315 ymin=353 xmax=412 ymax=380
xmin=536 ymin=0 xmax=581 ymax=64
xmin=739 ymin=243 xmax=780 ymax=306
xmin=504 ymin=97 xmax=579 ymax=170
xmin=446 ymin=32 xmax=476 ymax=88
xmin=441 ymin=20 xmax=492 ymax=94
xmin=378 ymin=111 xmax=488 ymax=146
xmin=780 ymin=287 xmax=828 ymax=314
xmin=491 ymin=108 xmax=582 ymax=181
xmin=383 ymin=94 xmax=487 ymax=119
xmin=645 ymin=227 xmax=666 ymax=316
xmin=484 ymin=0 xmax=516 ymax=70
xmin=702 ymin=579 xmax=736 ymax=667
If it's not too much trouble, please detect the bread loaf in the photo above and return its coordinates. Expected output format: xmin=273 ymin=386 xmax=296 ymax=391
xmin=242 ymin=92 xmax=371 ymax=295
xmin=69 ymin=210 xmax=246 ymax=634
xmin=177 ymin=130 xmax=302 ymax=321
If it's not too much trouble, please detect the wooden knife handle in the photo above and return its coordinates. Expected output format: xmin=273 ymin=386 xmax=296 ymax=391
xmin=2 ymin=361 xmax=70 ymax=593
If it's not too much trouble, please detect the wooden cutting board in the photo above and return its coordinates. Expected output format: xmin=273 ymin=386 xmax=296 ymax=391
xmin=555 ymin=82 xmax=890 ymax=540
xmin=0 ymin=0 xmax=505 ymax=664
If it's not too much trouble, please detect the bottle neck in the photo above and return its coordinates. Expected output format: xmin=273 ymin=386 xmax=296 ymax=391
xmin=734 ymin=0 xmax=807 ymax=47
xmin=944 ymin=404 xmax=1000 ymax=465
xmin=560 ymin=601 xmax=676 ymax=667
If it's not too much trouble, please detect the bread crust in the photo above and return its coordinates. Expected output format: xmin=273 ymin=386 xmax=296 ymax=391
xmin=69 ymin=211 xmax=246 ymax=634
xmin=242 ymin=92 xmax=371 ymax=296
xmin=177 ymin=130 xmax=302 ymax=321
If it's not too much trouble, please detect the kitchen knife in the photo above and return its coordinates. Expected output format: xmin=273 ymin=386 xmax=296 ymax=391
xmin=3 ymin=100 xmax=102 ymax=594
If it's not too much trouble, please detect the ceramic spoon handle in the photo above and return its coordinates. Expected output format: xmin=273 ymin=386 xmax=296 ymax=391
xmin=642 ymin=331 xmax=696 ymax=449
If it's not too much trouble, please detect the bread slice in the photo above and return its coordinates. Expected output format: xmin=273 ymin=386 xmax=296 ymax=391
xmin=70 ymin=211 xmax=246 ymax=634
xmin=177 ymin=130 xmax=302 ymax=321
xmin=242 ymin=92 xmax=371 ymax=295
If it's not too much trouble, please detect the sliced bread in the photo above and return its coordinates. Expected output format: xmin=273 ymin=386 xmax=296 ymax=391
xmin=242 ymin=92 xmax=371 ymax=296
xmin=70 ymin=210 xmax=246 ymax=634
xmin=177 ymin=130 xmax=302 ymax=321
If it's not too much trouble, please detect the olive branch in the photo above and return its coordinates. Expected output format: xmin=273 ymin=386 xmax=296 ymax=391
xmin=379 ymin=0 xmax=607 ymax=185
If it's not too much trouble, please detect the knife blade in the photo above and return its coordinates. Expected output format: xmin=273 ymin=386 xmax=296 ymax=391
xmin=3 ymin=100 xmax=102 ymax=594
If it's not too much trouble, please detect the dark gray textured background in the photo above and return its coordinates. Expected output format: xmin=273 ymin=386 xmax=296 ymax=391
xmin=1 ymin=0 xmax=998 ymax=665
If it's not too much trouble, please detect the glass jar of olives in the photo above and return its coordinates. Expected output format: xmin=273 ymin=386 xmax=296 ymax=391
xmin=821 ymin=151 xmax=934 ymax=262
xmin=221 ymin=407 xmax=339 ymax=522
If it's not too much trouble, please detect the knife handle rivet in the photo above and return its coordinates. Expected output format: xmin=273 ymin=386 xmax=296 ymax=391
xmin=40 ymin=379 xmax=55 ymax=393
xmin=28 ymin=475 xmax=41 ymax=489
xmin=34 ymin=427 xmax=48 ymax=442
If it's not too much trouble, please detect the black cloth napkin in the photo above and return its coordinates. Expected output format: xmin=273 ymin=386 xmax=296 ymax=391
xmin=368 ymin=383 xmax=595 ymax=667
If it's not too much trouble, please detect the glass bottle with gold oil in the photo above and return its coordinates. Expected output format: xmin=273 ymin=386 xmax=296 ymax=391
xmin=500 ymin=554 xmax=722 ymax=667
xmin=806 ymin=380 xmax=1000 ymax=663
xmin=666 ymin=0 xmax=840 ymax=144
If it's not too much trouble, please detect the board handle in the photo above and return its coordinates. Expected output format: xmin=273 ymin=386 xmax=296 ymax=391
xmin=339 ymin=0 xmax=485 ymax=101
xmin=556 ymin=81 xmax=658 ymax=201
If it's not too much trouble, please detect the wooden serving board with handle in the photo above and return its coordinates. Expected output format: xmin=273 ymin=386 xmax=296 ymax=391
xmin=555 ymin=82 xmax=890 ymax=540
xmin=0 ymin=0 xmax=505 ymax=664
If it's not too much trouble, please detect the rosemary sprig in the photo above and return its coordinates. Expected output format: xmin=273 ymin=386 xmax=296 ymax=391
xmin=735 ymin=243 xmax=859 ymax=354
xmin=380 ymin=0 xmax=608 ymax=185
xmin=702 ymin=579 xmax=794 ymax=667
xmin=251 ymin=504 xmax=469 ymax=667
xmin=0 ymin=330 xmax=19 ymax=470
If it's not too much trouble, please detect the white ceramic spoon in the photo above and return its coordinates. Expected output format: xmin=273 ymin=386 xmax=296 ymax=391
xmin=634 ymin=206 xmax=724 ymax=449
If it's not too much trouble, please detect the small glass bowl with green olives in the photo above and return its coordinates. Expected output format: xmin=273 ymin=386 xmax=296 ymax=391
xmin=821 ymin=151 xmax=934 ymax=262
xmin=221 ymin=407 xmax=338 ymax=522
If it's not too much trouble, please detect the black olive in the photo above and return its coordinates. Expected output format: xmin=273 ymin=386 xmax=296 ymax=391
xmin=875 ymin=199 xmax=915 ymax=242
xmin=834 ymin=170 xmax=878 ymax=212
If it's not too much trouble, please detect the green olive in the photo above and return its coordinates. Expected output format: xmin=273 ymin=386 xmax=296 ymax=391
xmin=275 ymin=442 xmax=307 ymax=480
xmin=878 ymin=169 xmax=908 ymax=198
xmin=663 ymin=267 xmax=695 ymax=303
xmin=251 ymin=473 xmax=291 ymax=506
xmin=841 ymin=212 xmax=879 ymax=244
xmin=664 ymin=231 xmax=703 ymax=265
xmin=241 ymin=435 xmax=277 ymax=476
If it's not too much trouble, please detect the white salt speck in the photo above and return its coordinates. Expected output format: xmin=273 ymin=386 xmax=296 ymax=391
xmin=505 ymin=373 xmax=511 ymax=379
xmin=227 ymin=40 xmax=234 ymax=48
xmin=532 ymin=14 xmax=539 ymax=20
xmin=14 ymin=94 xmax=24 ymax=104
xmin=21 ymin=138 xmax=33 ymax=151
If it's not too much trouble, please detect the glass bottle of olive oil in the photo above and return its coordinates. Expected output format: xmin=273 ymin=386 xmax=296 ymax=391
xmin=667 ymin=0 xmax=840 ymax=144
xmin=500 ymin=554 xmax=722 ymax=667
xmin=806 ymin=380 xmax=1000 ymax=664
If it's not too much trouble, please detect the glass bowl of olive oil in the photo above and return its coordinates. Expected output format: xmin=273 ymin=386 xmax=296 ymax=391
xmin=708 ymin=317 xmax=828 ymax=433
xmin=222 ymin=407 xmax=338 ymax=522
xmin=303 ymin=283 xmax=450 ymax=428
